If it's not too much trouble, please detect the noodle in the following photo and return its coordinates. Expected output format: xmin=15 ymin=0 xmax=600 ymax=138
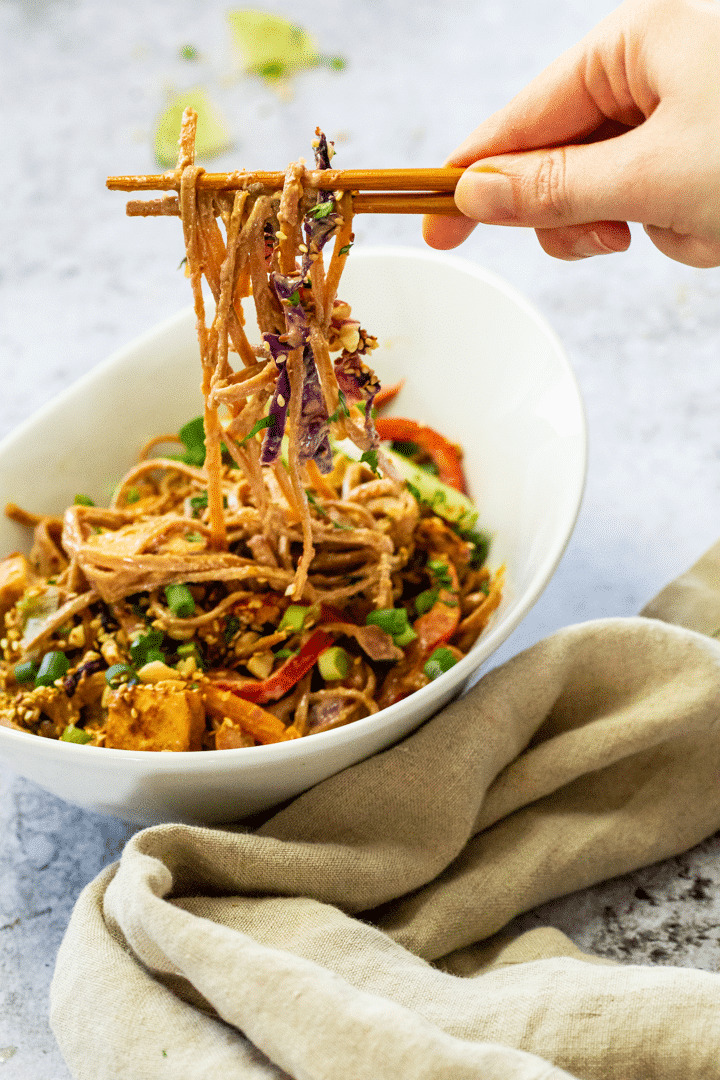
xmin=0 ymin=118 xmax=503 ymax=750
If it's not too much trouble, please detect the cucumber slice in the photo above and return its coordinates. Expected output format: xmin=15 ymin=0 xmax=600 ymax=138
xmin=384 ymin=447 xmax=479 ymax=532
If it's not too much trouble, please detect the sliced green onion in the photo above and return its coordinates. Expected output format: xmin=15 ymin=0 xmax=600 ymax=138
xmin=74 ymin=494 xmax=95 ymax=506
xmin=130 ymin=629 xmax=165 ymax=668
xmin=34 ymin=650 xmax=70 ymax=687
xmin=164 ymin=583 xmax=196 ymax=618
xmin=105 ymin=663 xmax=136 ymax=688
xmin=13 ymin=659 xmax=38 ymax=683
xmin=393 ymin=625 xmax=418 ymax=647
xmin=415 ymin=589 xmax=439 ymax=616
xmin=366 ymin=608 xmax=411 ymax=637
xmin=60 ymin=724 xmax=93 ymax=744
xmin=274 ymin=648 xmax=297 ymax=660
xmin=317 ymin=646 xmax=350 ymax=681
xmin=176 ymin=642 xmax=205 ymax=669
xmin=366 ymin=607 xmax=418 ymax=647
xmin=145 ymin=648 xmax=167 ymax=664
xmin=279 ymin=604 xmax=310 ymax=633
xmin=423 ymin=647 xmax=458 ymax=681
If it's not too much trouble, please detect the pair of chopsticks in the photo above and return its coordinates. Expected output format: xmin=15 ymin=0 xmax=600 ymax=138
xmin=106 ymin=168 xmax=464 ymax=215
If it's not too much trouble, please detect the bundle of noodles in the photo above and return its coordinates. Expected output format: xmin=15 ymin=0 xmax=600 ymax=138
xmin=0 ymin=114 xmax=503 ymax=751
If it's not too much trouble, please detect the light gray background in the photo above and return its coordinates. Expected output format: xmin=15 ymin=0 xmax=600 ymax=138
xmin=1 ymin=0 xmax=719 ymax=1076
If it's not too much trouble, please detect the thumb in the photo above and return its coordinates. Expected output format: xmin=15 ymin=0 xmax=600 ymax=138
xmin=453 ymin=126 xmax=657 ymax=230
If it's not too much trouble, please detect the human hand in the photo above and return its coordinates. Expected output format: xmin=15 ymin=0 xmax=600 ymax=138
xmin=424 ymin=0 xmax=720 ymax=267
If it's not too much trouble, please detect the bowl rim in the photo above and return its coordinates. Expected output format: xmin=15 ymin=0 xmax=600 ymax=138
xmin=0 ymin=245 xmax=587 ymax=766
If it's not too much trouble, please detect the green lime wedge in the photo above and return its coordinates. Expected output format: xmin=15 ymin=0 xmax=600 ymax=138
xmin=154 ymin=88 xmax=232 ymax=168
xmin=227 ymin=10 xmax=319 ymax=79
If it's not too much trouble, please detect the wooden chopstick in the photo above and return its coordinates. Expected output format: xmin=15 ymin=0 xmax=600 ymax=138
xmin=107 ymin=167 xmax=464 ymax=194
xmin=125 ymin=191 xmax=461 ymax=217
xmin=108 ymin=167 xmax=463 ymax=214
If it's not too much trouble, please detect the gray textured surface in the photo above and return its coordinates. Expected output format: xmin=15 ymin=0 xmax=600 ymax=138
xmin=1 ymin=0 xmax=719 ymax=1076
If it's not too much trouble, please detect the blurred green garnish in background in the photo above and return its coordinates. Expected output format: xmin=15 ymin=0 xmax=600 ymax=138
xmin=227 ymin=10 xmax=345 ymax=81
xmin=154 ymin=88 xmax=232 ymax=167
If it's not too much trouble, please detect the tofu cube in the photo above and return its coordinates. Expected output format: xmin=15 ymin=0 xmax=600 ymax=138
xmin=0 ymin=553 xmax=36 ymax=617
xmin=104 ymin=684 xmax=205 ymax=752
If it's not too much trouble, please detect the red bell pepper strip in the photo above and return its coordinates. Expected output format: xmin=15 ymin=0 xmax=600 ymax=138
xmin=213 ymin=629 xmax=334 ymax=705
xmin=373 ymin=380 xmax=404 ymax=411
xmin=373 ymin=416 xmax=467 ymax=493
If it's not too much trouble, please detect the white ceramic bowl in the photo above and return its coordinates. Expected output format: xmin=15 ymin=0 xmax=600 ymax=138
xmin=0 ymin=247 xmax=585 ymax=824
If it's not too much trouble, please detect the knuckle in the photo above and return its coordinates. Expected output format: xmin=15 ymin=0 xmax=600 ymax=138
xmin=531 ymin=150 xmax=570 ymax=222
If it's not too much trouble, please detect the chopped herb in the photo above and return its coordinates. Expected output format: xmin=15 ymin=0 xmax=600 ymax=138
xmin=241 ymin=414 xmax=275 ymax=446
xmin=224 ymin=615 xmax=240 ymax=644
xmin=177 ymin=256 xmax=187 ymax=270
xmin=339 ymin=241 xmax=353 ymax=255
xmin=286 ymin=289 xmax=301 ymax=306
xmin=308 ymin=199 xmax=334 ymax=220
xmin=177 ymin=416 xmax=206 ymax=467
xmin=74 ymin=494 xmax=95 ymax=506
xmin=326 ymin=55 xmax=347 ymax=71
xmin=331 ymin=520 xmax=353 ymax=530
xmin=427 ymin=558 xmax=453 ymax=590
xmin=479 ymin=580 xmax=491 ymax=596
xmin=327 ymin=390 xmax=349 ymax=424
xmin=360 ymin=449 xmax=379 ymax=475
xmin=185 ymin=532 xmax=203 ymax=542
xmin=125 ymin=487 xmax=141 ymax=504
xmin=179 ymin=44 xmax=199 ymax=61
xmin=273 ymin=648 xmax=297 ymax=660
xmin=305 ymin=490 xmax=328 ymax=517
xmin=189 ymin=490 xmax=209 ymax=517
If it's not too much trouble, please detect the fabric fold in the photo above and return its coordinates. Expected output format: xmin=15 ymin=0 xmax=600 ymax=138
xmin=50 ymin=540 xmax=720 ymax=1080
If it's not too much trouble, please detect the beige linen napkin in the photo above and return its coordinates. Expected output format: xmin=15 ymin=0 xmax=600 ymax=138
xmin=51 ymin=542 xmax=720 ymax=1080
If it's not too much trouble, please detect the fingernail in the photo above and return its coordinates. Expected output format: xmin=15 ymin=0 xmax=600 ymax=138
xmin=570 ymin=231 xmax=618 ymax=258
xmin=456 ymin=166 xmax=517 ymax=223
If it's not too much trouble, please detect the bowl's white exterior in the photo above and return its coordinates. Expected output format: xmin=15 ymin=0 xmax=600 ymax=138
xmin=0 ymin=247 xmax=586 ymax=824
